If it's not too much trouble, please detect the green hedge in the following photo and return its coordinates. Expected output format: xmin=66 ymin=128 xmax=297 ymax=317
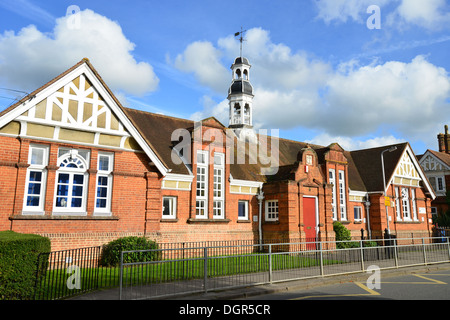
xmin=100 ymin=236 xmax=159 ymax=267
xmin=0 ymin=231 xmax=51 ymax=300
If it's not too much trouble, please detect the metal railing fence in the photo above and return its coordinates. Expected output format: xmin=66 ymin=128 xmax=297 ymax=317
xmin=118 ymin=236 xmax=450 ymax=300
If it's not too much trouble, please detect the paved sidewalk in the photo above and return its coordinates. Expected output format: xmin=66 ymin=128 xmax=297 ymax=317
xmin=70 ymin=263 xmax=450 ymax=300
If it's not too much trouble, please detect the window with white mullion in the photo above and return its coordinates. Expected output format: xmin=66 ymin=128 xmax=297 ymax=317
xmin=195 ymin=151 xmax=208 ymax=219
xmin=213 ymin=153 xmax=225 ymax=219
xmin=265 ymin=200 xmax=279 ymax=221
xmin=401 ymin=188 xmax=411 ymax=220
xmin=53 ymin=149 xmax=89 ymax=215
xmin=23 ymin=145 xmax=49 ymax=213
xmin=94 ymin=153 xmax=114 ymax=215
xmin=395 ymin=187 xmax=402 ymax=221
xmin=411 ymin=189 xmax=418 ymax=221
xmin=329 ymin=169 xmax=337 ymax=220
xmin=339 ymin=170 xmax=347 ymax=221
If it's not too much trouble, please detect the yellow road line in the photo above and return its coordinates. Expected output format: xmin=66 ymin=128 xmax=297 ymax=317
xmin=289 ymin=273 xmax=449 ymax=300
xmin=291 ymin=282 xmax=380 ymax=300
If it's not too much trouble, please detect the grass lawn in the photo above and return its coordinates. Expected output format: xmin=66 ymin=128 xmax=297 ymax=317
xmin=35 ymin=251 xmax=338 ymax=299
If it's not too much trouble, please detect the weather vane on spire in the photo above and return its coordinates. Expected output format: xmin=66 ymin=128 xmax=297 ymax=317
xmin=234 ymin=27 xmax=247 ymax=58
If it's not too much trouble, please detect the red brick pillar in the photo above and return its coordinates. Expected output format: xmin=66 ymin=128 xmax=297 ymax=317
xmin=145 ymin=171 xmax=162 ymax=236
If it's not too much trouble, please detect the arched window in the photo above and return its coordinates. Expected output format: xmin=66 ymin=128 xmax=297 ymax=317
xmin=235 ymin=69 xmax=241 ymax=80
xmin=244 ymin=104 xmax=250 ymax=125
xmin=243 ymin=69 xmax=248 ymax=80
xmin=233 ymin=103 xmax=241 ymax=124
xmin=54 ymin=149 xmax=89 ymax=214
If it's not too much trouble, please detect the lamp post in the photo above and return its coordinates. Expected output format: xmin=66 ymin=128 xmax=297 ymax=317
xmin=381 ymin=146 xmax=397 ymax=235
xmin=257 ymin=190 xmax=265 ymax=247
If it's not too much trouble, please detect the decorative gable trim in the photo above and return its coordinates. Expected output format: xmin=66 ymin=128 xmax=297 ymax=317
xmin=386 ymin=144 xmax=435 ymax=200
xmin=419 ymin=150 xmax=450 ymax=172
xmin=0 ymin=59 xmax=169 ymax=176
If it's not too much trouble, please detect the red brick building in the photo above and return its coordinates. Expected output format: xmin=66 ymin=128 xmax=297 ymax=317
xmin=0 ymin=57 xmax=436 ymax=251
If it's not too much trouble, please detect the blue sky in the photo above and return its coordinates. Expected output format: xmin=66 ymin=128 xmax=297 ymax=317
xmin=0 ymin=0 xmax=449 ymax=155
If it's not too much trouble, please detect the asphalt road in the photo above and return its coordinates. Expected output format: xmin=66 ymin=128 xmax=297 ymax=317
xmin=240 ymin=268 xmax=450 ymax=300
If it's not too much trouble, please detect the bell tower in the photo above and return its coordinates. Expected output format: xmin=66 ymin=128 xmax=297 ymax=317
xmin=228 ymin=29 xmax=257 ymax=143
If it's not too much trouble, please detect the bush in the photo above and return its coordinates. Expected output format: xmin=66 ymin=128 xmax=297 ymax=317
xmin=0 ymin=231 xmax=51 ymax=300
xmin=333 ymin=221 xmax=354 ymax=249
xmin=100 ymin=236 xmax=159 ymax=266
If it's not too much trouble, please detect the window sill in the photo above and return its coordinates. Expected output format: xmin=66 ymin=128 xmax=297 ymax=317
xmin=10 ymin=214 xmax=119 ymax=220
xmin=264 ymin=220 xmax=280 ymax=225
xmin=187 ymin=218 xmax=231 ymax=224
xmin=160 ymin=218 xmax=178 ymax=222
xmin=237 ymin=219 xmax=251 ymax=223
xmin=395 ymin=220 xmax=421 ymax=224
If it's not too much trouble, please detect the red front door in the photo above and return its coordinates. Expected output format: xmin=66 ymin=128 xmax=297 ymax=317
xmin=303 ymin=197 xmax=317 ymax=247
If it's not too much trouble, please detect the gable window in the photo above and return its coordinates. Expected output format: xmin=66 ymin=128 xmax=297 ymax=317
xmin=196 ymin=150 xmax=208 ymax=219
xmin=401 ymin=188 xmax=410 ymax=220
xmin=54 ymin=149 xmax=89 ymax=215
xmin=162 ymin=196 xmax=177 ymax=219
xmin=213 ymin=153 xmax=225 ymax=219
xmin=238 ymin=200 xmax=249 ymax=220
xmin=265 ymin=200 xmax=279 ymax=222
xmin=94 ymin=153 xmax=114 ymax=215
xmin=437 ymin=177 xmax=445 ymax=192
xmin=339 ymin=170 xmax=347 ymax=221
xmin=329 ymin=169 xmax=337 ymax=220
xmin=23 ymin=144 xmax=49 ymax=214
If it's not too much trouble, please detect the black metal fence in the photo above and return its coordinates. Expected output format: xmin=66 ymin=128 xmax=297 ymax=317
xmin=33 ymin=234 xmax=447 ymax=300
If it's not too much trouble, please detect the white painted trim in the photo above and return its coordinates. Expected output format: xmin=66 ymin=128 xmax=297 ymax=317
xmin=303 ymin=195 xmax=320 ymax=237
xmin=0 ymin=62 xmax=169 ymax=176
xmin=386 ymin=145 xmax=436 ymax=200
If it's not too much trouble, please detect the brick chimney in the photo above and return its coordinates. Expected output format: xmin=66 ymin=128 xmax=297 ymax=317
xmin=438 ymin=125 xmax=450 ymax=153
xmin=446 ymin=125 xmax=450 ymax=154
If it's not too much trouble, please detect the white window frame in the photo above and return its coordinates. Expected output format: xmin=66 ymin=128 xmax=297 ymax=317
xmin=354 ymin=206 xmax=362 ymax=222
xmin=339 ymin=170 xmax=347 ymax=221
xmin=411 ymin=188 xmax=418 ymax=221
xmin=53 ymin=149 xmax=89 ymax=215
xmin=23 ymin=144 xmax=49 ymax=214
xmin=437 ymin=176 xmax=445 ymax=192
xmin=94 ymin=152 xmax=114 ymax=216
xmin=213 ymin=153 xmax=225 ymax=219
xmin=238 ymin=200 xmax=249 ymax=220
xmin=395 ymin=187 xmax=402 ymax=221
xmin=329 ymin=169 xmax=337 ymax=221
xmin=431 ymin=207 xmax=438 ymax=216
xmin=162 ymin=196 xmax=177 ymax=219
xmin=195 ymin=150 xmax=208 ymax=219
xmin=265 ymin=200 xmax=279 ymax=222
xmin=401 ymin=187 xmax=411 ymax=221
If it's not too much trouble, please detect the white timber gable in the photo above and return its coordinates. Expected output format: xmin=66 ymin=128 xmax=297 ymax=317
xmin=0 ymin=60 xmax=168 ymax=175
xmin=419 ymin=151 xmax=449 ymax=196
xmin=389 ymin=146 xmax=435 ymax=199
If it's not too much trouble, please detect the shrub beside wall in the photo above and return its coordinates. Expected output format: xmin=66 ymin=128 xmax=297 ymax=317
xmin=0 ymin=231 xmax=51 ymax=300
xmin=100 ymin=236 xmax=159 ymax=266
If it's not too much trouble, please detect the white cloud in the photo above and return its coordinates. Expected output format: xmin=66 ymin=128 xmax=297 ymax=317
xmin=314 ymin=0 xmax=391 ymax=24
xmin=0 ymin=9 xmax=159 ymax=96
xmin=314 ymin=0 xmax=450 ymax=30
xmin=322 ymin=55 xmax=450 ymax=138
xmin=387 ymin=0 xmax=450 ymax=30
xmin=306 ymin=133 xmax=405 ymax=151
xmin=179 ymin=28 xmax=450 ymax=150
xmin=0 ymin=0 xmax=56 ymax=26
xmin=173 ymin=41 xmax=229 ymax=94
